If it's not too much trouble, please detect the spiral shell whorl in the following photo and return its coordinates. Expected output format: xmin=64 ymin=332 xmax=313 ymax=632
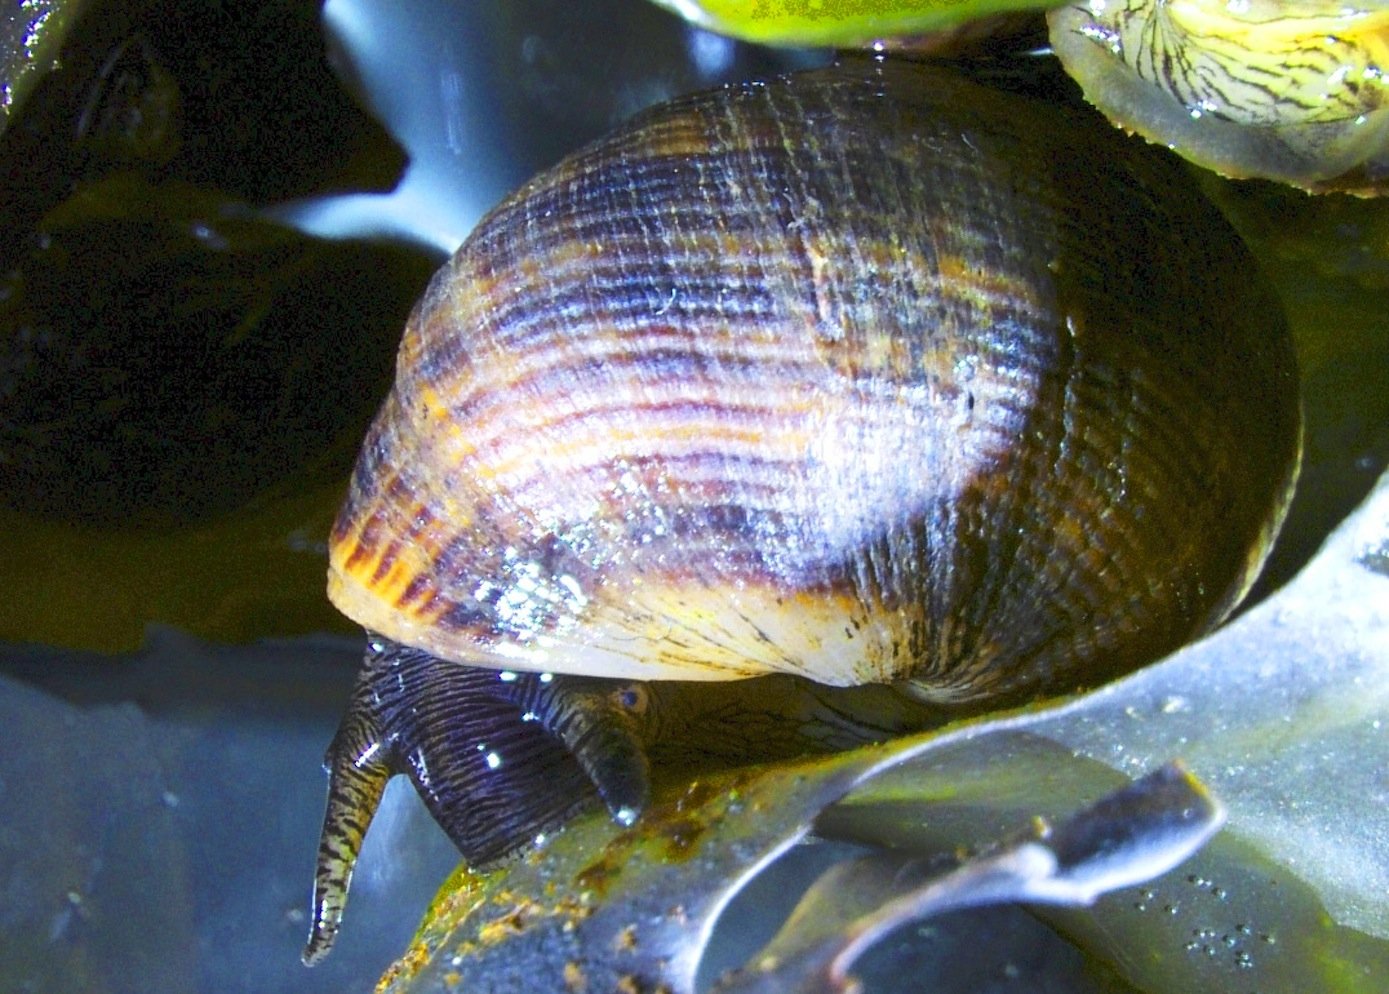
xmin=328 ymin=60 xmax=1298 ymax=702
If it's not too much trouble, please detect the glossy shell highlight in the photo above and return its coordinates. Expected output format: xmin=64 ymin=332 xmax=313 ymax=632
xmin=327 ymin=59 xmax=1299 ymax=704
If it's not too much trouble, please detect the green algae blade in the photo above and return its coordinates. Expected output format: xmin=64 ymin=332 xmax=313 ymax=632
xmin=647 ymin=0 xmax=1060 ymax=47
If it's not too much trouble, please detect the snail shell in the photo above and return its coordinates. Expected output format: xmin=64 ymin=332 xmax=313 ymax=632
xmin=304 ymin=56 xmax=1300 ymax=963
xmin=328 ymin=57 xmax=1298 ymax=703
xmin=1048 ymin=1 xmax=1389 ymax=195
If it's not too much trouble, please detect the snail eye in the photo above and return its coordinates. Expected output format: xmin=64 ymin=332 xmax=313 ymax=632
xmin=615 ymin=685 xmax=649 ymax=715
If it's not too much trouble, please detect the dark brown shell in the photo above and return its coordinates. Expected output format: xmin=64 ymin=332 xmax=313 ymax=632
xmin=327 ymin=58 xmax=1299 ymax=705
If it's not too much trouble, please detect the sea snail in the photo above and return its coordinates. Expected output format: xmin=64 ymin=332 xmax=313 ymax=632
xmin=302 ymin=57 xmax=1300 ymax=963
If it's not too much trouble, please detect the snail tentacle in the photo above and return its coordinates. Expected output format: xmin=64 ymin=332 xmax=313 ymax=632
xmin=304 ymin=639 xmax=605 ymax=965
xmin=303 ymin=667 xmax=392 ymax=965
xmin=500 ymin=674 xmax=653 ymax=825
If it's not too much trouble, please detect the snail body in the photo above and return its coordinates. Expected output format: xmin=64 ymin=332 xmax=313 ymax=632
xmin=304 ymin=57 xmax=1300 ymax=962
